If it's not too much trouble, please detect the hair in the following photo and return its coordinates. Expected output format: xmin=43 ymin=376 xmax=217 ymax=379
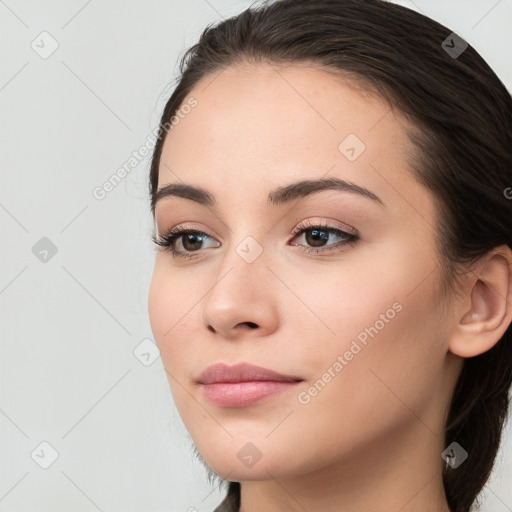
xmin=148 ymin=1 xmax=512 ymax=511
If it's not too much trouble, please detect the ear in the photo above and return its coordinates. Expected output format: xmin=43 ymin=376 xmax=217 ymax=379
xmin=449 ymin=245 xmax=512 ymax=358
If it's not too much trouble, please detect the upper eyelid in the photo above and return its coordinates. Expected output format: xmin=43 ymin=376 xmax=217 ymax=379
xmin=292 ymin=218 xmax=357 ymax=235
xmin=156 ymin=217 xmax=358 ymax=238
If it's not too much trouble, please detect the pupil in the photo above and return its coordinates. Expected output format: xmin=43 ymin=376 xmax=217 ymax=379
xmin=307 ymin=229 xmax=328 ymax=247
xmin=183 ymin=233 xmax=203 ymax=251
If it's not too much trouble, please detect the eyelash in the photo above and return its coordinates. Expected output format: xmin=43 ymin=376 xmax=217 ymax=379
xmin=151 ymin=221 xmax=359 ymax=260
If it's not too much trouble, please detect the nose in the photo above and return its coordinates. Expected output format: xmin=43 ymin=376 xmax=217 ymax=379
xmin=201 ymin=244 xmax=279 ymax=341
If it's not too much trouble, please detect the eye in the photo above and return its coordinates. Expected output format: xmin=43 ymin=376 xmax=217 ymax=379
xmin=152 ymin=226 xmax=219 ymax=260
xmin=289 ymin=220 xmax=359 ymax=255
xmin=152 ymin=220 xmax=359 ymax=260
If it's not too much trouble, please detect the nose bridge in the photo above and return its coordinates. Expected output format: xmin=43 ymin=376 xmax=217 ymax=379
xmin=216 ymin=211 xmax=270 ymax=269
xmin=211 ymin=232 xmax=268 ymax=299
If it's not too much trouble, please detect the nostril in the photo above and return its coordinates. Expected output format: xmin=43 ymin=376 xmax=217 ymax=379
xmin=245 ymin=322 xmax=258 ymax=329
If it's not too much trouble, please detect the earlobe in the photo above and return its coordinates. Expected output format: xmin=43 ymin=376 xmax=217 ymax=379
xmin=449 ymin=246 xmax=512 ymax=359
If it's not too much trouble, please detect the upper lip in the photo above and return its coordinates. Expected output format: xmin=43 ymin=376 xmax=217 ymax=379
xmin=197 ymin=362 xmax=303 ymax=384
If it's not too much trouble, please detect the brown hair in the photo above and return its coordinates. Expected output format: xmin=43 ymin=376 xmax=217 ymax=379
xmin=148 ymin=1 xmax=512 ymax=511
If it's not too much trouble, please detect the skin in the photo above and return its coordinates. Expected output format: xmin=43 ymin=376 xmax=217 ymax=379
xmin=148 ymin=62 xmax=512 ymax=512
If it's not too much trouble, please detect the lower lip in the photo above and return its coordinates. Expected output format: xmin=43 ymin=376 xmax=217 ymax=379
xmin=201 ymin=381 xmax=300 ymax=408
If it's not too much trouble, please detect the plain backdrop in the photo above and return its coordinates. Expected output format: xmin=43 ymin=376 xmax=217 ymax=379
xmin=1 ymin=1 xmax=511 ymax=511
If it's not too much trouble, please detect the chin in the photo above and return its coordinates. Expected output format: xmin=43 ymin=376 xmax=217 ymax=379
xmin=194 ymin=438 xmax=311 ymax=482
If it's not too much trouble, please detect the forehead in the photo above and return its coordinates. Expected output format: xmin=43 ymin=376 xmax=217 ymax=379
xmin=163 ymin=62 xmax=400 ymax=157
xmin=157 ymin=62 xmax=427 ymax=217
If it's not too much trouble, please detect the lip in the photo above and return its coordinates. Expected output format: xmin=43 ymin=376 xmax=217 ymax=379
xmin=197 ymin=362 xmax=302 ymax=384
xmin=197 ymin=362 xmax=303 ymax=408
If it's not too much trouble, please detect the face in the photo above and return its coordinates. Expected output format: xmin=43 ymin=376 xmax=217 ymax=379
xmin=148 ymin=62 xmax=459 ymax=482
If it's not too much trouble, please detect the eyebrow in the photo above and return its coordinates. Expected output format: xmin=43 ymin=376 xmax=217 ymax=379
xmin=152 ymin=176 xmax=385 ymax=211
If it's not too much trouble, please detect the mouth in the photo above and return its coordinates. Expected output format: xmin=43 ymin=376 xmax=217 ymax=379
xmin=197 ymin=362 xmax=303 ymax=408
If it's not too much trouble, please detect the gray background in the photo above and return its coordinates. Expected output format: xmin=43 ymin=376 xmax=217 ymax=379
xmin=0 ymin=0 xmax=511 ymax=511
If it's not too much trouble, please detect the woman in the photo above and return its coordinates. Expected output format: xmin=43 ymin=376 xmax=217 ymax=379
xmin=147 ymin=1 xmax=512 ymax=511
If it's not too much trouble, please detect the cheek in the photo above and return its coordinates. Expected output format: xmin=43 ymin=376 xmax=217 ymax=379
xmin=148 ymin=269 xmax=197 ymax=417
xmin=315 ymin=237 xmax=441 ymax=346
xmin=295 ymin=245 xmax=443 ymax=410
xmin=148 ymin=264 xmax=209 ymax=381
xmin=297 ymin=257 xmax=403 ymax=362
xmin=310 ymin=287 xmax=441 ymax=423
xmin=148 ymin=266 xmax=186 ymax=360
xmin=283 ymin=292 xmax=442 ymax=476
xmin=147 ymin=266 xmax=168 ymax=343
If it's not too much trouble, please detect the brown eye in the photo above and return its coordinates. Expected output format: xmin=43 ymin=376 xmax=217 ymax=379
xmin=152 ymin=228 xmax=219 ymax=259
xmin=289 ymin=222 xmax=359 ymax=255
